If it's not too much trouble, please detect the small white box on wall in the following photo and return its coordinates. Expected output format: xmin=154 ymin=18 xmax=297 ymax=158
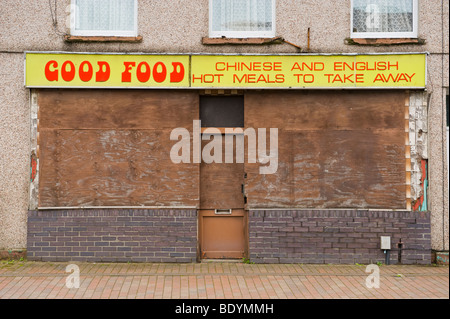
xmin=380 ymin=236 xmax=391 ymax=250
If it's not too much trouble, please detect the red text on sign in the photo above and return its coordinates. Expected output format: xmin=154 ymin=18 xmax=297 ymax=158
xmin=121 ymin=61 xmax=185 ymax=83
xmin=45 ymin=60 xmax=111 ymax=82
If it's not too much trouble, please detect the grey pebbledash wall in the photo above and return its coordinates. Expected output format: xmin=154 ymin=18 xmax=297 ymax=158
xmin=27 ymin=209 xmax=431 ymax=264
xmin=248 ymin=210 xmax=431 ymax=265
xmin=27 ymin=209 xmax=198 ymax=263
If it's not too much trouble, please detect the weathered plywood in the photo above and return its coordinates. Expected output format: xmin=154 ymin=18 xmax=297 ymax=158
xmin=245 ymin=90 xmax=405 ymax=131
xmin=38 ymin=90 xmax=199 ymax=207
xmin=39 ymin=129 xmax=199 ymax=207
xmin=200 ymin=137 xmax=245 ymax=209
xmin=244 ymin=90 xmax=406 ymax=209
xmin=38 ymin=89 xmax=198 ymax=130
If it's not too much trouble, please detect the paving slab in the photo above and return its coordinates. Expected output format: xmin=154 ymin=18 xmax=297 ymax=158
xmin=0 ymin=261 xmax=448 ymax=299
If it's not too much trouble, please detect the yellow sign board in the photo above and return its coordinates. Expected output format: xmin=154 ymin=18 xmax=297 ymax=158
xmin=191 ymin=54 xmax=426 ymax=88
xmin=25 ymin=53 xmax=190 ymax=88
xmin=25 ymin=52 xmax=426 ymax=89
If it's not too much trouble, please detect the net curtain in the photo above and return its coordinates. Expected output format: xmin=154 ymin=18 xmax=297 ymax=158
xmin=75 ymin=0 xmax=135 ymax=32
xmin=353 ymin=0 xmax=414 ymax=33
xmin=212 ymin=0 xmax=273 ymax=32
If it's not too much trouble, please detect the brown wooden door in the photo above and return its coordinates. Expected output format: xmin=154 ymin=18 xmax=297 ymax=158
xmin=199 ymin=209 xmax=247 ymax=259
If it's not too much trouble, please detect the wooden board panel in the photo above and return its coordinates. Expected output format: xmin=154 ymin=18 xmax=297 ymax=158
xmin=38 ymin=89 xmax=198 ymax=129
xmin=200 ymin=137 xmax=245 ymax=209
xmin=244 ymin=90 xmax=406 ymax=209
xmin=244 ymin=128 xmax=294 ymax=208
xmin=39 ymin=129 xmax=199 ymax=207
xmin=38 ymin=89 xmax=199 ymax=207
xmin=245 ymin=129 xmax=405 ymax=208
xmin=245 ymin=90 xmax=405 ymax=131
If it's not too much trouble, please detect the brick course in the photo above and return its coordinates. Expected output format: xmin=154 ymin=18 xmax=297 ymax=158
xmin=27 ymin=209 xmax=198 ymax=263
xmin=249 ymin=210 xmax=431 ymax=265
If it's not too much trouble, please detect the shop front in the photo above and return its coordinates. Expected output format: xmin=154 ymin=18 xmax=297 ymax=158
xmin=25 ymin=52 xmax=431 ymax=264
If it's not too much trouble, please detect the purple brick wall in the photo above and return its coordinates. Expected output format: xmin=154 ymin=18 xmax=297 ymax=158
xmin=27 ymin=209 xmax=198 ymax=263
xmin=27 ymin=209 xmax=431 ymax=264
xmin=249 ymin=210 xmax=431 ymax=265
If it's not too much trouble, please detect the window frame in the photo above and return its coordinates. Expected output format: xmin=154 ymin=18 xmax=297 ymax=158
xmin=350 ymin=0 xmax=418 ymax=39
xmin=209 ymin=0 xmax=276 ymax=38
xmin=70 ymin=0 xmax=138 ymax=37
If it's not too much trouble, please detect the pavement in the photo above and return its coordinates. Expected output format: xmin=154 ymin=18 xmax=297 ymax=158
xmin=0 ymin=260 xmax=448 ymax=299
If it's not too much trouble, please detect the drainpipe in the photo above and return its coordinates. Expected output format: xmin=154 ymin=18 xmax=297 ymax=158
xmin=397 ymin=238 xmax=403 ymax=264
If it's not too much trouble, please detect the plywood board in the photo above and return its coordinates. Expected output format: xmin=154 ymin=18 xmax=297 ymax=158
xmin=38 ymin=90 xmax=199 ymax=207
xmin=245 ymin=90 xmax=405 ymax=131
xmin=200 ymin=137 xmax=245 ymax=209
xmin=244 ymin=90 xmax=406 ymax=209
xmin=38 ymin=89 xmax=198 ymax=130
xmin=39 ymin=129 xmax=199 ymax=207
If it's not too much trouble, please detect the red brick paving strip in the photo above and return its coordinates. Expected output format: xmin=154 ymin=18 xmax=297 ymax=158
xmin=0 ymin=261 xmax=448 ymax=299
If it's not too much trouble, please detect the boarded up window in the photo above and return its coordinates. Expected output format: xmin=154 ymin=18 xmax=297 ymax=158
xmin=38 ymin=89 xmax=199 ymax=207
xmin=244 ymin=90 xmax=407 ymax=209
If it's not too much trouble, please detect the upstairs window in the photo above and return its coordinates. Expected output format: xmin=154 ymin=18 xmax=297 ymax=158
xmin=210 ymin=0 xmax=275 ymax=38
xmin=351 ymin=0 xmax=418 ymax=38
xmin=71 ymin=0 xmax=137 ymax=37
